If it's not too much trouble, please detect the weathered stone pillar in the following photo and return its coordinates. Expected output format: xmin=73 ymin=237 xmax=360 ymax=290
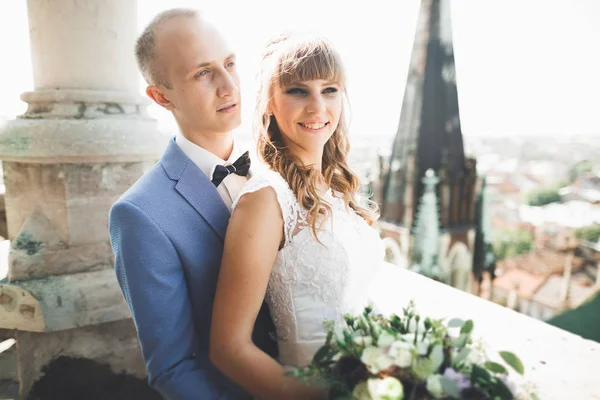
xmin=0 ymin=0 xmax=166 ymax=397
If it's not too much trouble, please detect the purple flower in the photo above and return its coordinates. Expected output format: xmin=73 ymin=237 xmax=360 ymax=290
xmin=443 ymin=368 xmax=471 ymax=391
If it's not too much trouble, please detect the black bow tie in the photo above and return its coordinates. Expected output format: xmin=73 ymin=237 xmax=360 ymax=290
xmin=211 ymin=151 xmax=251 ymax=187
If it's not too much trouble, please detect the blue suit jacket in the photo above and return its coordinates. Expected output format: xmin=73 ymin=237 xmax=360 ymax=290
xmin=109 ymin=138 xmax=277 ymax=399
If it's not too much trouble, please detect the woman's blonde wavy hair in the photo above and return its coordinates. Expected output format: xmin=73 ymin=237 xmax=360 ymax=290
xmin=254 ymin=33 xmax=379 ymax=240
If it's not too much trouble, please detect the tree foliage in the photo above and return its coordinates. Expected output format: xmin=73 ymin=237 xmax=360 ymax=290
xmin=575 ymin=225 xmax=600 ymax=243
xmin=493 ymin=230 xmax=534 ymax=261
xmin=527 ymin=187 xmax=561 ymax=206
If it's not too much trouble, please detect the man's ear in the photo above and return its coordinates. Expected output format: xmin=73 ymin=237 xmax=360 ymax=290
xmin=146 ymin=85 xmax=175 ymax=111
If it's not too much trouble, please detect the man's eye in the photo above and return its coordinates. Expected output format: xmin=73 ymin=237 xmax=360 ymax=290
xmin=195 ymin=70 xmax=209 ymax=78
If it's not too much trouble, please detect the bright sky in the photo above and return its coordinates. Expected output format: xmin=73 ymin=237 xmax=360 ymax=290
xmin=1 ymin=0 xmax=599 ymax=139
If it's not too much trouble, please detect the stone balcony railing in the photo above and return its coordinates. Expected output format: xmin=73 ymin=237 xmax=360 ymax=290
xmin=370 ymin=263 xmax=600 ymax=400
xmin=2 ymin=260 xmax=599 ymax=399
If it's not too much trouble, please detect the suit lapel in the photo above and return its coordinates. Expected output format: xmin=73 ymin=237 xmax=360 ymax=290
xmin=161 ymin=138 xmax=230 ymax=241
xmin=176 ymin=163 xmax=230 ymax=241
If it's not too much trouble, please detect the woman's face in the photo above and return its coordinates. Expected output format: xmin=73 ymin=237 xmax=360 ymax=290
xmin=269 ymin=79 xmax=342 ymax=163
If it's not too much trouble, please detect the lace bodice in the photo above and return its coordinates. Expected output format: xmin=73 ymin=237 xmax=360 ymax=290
xmin=232 ymin=170 xmax=385 ymax=366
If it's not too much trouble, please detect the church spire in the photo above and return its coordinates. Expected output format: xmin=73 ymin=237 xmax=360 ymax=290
xmin=411 ymin=169 xmax=444 ymax=280
xmin=381 ymin=0 xmax=469 ymax=228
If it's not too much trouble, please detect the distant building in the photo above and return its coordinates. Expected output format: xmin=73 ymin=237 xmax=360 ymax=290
xmin=559 ymin=172 xmax=600 ymax=204
xmin=487 ymin=245 xmax=598 ymax=320
xmin=378 ymin=0 xmax=479 ymax=293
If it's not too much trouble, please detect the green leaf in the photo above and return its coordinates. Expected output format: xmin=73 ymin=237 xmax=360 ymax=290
xmin=439 ymin=376 xmax=461 ymax=399
xmin=471 ymin=364 xmax=492 ymax=384
xmin=499 ymin=351 xmax=525 ymax=375
xmin=390 ymin=315 xmax=404 ymax=332
xmin=312 ymin=344 xmax=331 ymax=363
xmin=485 ymin=361 xmax=507 ymax=374
xmin=447 ymin=318 xmax=465 ymax=328
xmin=531 ymin=392 xmax=541 ymax=400
xmin=325 ymin=329 xmax=334 ymax=346
xmin=460 ymin=320 xmax=474 ymax=335
xmin=343 ymin=331 xmax=354 ymax=345
xmin=488 ymin=377 xmax=514 ymax=400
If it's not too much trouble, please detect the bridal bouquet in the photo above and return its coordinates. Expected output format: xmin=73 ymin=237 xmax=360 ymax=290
xmin=287 ymin=302 xmax=538 ymax=400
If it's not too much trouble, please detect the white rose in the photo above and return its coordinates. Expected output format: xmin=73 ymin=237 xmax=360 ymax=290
xmin=408 ymin=318 xmax=426 ymax=334
xmin=353 ymin=335 xmax=374 ymax=347
xmin=426 ymin=374 xmax=446 ymax=399
xmin=417 ymin=339 xmax=430 ymax=356
xmin=401 ymin=333 xmax=416 ymax=344
xmin=465 ymin=347 xmax=486 ymax=365
xmin=367 ymin=377 xmax=404 ymax=400
xmin=352 ymin=381 xmax=372 ymax=400
xmin=377 ymin=331 xmax=396 ymax=348
xmin=388 ymin=341 xmax=414 ymax=368
xmin=361 ymin=346 xmax=394 ymax=373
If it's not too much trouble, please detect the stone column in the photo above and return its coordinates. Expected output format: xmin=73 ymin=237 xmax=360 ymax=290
xmin=0 ymin=0 xmax=166 ymax=396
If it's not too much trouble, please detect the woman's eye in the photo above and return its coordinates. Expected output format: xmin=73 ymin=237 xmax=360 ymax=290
xmin=323 ymin=87 xmax=338 ymax=94
xmin=226 ymin=61 xmax=235 ymax=69
xmin=285 ymin=88 xmax=307 ymax=95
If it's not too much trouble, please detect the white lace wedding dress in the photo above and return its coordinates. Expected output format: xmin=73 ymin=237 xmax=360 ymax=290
xmin=232 ymin=170 xmax=385 ymax=367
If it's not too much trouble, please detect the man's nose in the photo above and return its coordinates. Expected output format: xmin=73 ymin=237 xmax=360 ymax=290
xmin=216 ymin=69 xmax=238 ymax=98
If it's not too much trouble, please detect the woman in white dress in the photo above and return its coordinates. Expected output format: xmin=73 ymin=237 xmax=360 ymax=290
xmin=210 ymin=33 xmax=385 ymax=400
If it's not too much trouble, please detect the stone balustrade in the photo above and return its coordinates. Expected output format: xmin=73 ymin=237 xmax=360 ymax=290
xmin=371 ymin=262 xmax=600 ymax=400
xmin=2 ymin=261 xmax=598 ymax=398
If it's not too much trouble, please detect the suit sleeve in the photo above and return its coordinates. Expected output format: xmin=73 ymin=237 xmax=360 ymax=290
xmin=109 ymin=200 xmax=224 ymax=400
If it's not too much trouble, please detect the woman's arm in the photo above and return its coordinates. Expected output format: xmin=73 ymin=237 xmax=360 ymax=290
xmin=210 ymin=187 xmax=327 ymax=400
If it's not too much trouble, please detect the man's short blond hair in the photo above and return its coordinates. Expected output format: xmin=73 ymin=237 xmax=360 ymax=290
xmin=135 ymin=8 xmax=200 ymax=88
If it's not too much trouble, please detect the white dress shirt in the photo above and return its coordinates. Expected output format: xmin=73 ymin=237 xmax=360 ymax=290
xmin=175 ymin=132 xmax=249 ymax=213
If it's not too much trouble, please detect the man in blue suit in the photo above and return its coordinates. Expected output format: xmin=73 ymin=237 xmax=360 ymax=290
xmin=109 ymin=9 xmax=276 ymax=399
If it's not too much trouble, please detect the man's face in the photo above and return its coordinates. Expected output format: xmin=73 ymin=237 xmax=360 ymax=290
xmin=154 ymin=17 xmax=241 ymax=137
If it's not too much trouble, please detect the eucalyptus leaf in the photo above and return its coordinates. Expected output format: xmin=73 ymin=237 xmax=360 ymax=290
xmin=452 ymin=347 xmax=471 ymax=366
xmin=430 ymin=345 xmax=445 ymax=372
xmin=447 ymin=318 xmax=465 ymax=328
xmin=451 ymin=333 xmax=469 ymax=348
xmin=439 ymin=376 xmax=461 ymax=399
xmin=485 ymin=361 xmax=507 ymax=374
xmin=499 ymin=351 xmax=525 ymax=375
xmin=460 ymin=320 xmax=474 ymax=335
